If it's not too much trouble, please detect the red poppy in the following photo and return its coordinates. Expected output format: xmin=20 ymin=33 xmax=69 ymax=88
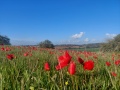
xmin=44 ymin=62 xmax=50 ymax=71
xmin=7 ymin=54 xmax=14 ymax=60
xmin=56 ymin=51 xmax=72 ymax=70
xmin=24 ymin=52 xmax=29 ymax=56
xmin=78 ymin=57 xmax=84 ymax=65
xmin=68 ymin=61 xmax=76 ymax=75
xmin=5 ymin=47 xmax=11 ymax=51
xmin=93 ymin=55 xmax=98 ymax=59
xmin=83 ymin=60 xmax=94 ymax=70
xmin=58 ymin=51 xmax=72 ymax=63
xmin=111 ymin=72 xmax=117 ymax=77
xmin=106 ymin=62 xmax=111 ymax=66
xmin=112 ymin=57 xmax=114 ymax=60
xmin=115 ymin=60 xmax=120 ymax=65
xmin=1 ymin=47 xmax=5 ymax=51
xmin=29 ymin=53 xmax=32 ymax=56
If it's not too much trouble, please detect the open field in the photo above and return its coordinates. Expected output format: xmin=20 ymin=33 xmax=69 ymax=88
xmin=0 ymin=45 xmax=120 ymax=90
xmin=64 ymin=48 xmax=100 ymax=52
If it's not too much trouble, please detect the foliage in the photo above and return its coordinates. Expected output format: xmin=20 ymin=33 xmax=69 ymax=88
xmin=39 ymin=40 xmax=54 ymax=48
xmin=100 ymin=34 xmax=120 ymax=52
xmin=0 ymin=35 xmax=11 ymax=45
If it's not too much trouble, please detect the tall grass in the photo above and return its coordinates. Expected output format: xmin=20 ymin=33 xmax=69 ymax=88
xmin=0 ymin=46 xmax=120 ymax=90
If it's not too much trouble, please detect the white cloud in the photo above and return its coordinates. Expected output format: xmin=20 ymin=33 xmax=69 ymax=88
xmin=84 ymin=38 xmax=89 ymax=42
xmin=106 ymin=33 xmax=117 ymax=39
xmin=72 ymin=32 xmax=84 ymax=39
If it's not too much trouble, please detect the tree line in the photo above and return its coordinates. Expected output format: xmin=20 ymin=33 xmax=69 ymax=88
xmin=1 ymin=34 xmax=120 ymax=52
xmin=0 ymin=35 xmax=11 ymax=45
xmin=100 ymin=34 xmax=120 ymax=52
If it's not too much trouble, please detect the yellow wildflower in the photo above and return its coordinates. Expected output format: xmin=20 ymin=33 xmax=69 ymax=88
xmin=65 ymin=81 xmax=69 ymax=86
xmin=29 ymin=86 xmax=34 ymax=90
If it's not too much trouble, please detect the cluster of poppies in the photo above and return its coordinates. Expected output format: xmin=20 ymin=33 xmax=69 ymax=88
xmin=1 ymin=47 xmax=11 ymax=51
xmin=106 ymin=59 xmax=120 ymax=77
xmin=44 ymin=51 xmax=94 ymax=75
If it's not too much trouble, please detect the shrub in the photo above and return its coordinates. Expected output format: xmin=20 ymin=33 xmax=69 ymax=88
xmin=100 ymin=34 xmax=120 ymax=52
xmin=0 ymin=35 xmax=11 ymax=45
xmin=39 ymin=40 xmax=54 ymax=48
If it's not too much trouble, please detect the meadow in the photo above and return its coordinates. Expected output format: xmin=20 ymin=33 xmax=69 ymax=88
xmin=65 ymin=47 xmax=100 ymax=52
xmin=0 ymin=45 xmax=120 ymax=90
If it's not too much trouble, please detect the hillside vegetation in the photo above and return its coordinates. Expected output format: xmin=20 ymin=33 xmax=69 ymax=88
xmin=100 ymin=34 xmax=120 ymax=52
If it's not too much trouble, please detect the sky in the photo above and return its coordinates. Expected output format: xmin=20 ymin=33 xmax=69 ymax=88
xmin=0 ymin=0 xmax=120 ymax=45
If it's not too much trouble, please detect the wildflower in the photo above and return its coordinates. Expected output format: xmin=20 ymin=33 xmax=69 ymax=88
xmin=58 ymin=51 xmax=72 ymax=63
xmin=66 ymin=71 xmax=69 ymax=75
xmin=5 ymin=47 xmax=11 ymax=51
xmin=111 ymin=72 xmax=117 ymax=77
xmin=29 ymin=86 xmax=34 ymax=90
xmin=1 ymin=47 xmax=5 ymax=51
xmin=112 ymin=57 xmax=114 ymax=60
xmin=24 ymin=52 xmax=29 ymax=56
xmin=65 ymin=81 xmax=69 ymax=85
xmin=106 ymin=62 xmax=111 ymax=66
xmin=56 ymin=51 xmax=72 ymax=70
xmin=7 ymin=54 xmax=14 ymax=60
xmin=93 ymin=55 xmax=98 ymax=59
xmin=44 ymin=62 xmax=50 ymax=71
xmin=115 ymin=60 xmax=120 ymax=66
xmin=68 ymin=61 xmax=76 ymax=75
xmin=78 ymin=57 xmax=84 ymax=65
xmin=83 ymin=60 xmax=94 ymax=70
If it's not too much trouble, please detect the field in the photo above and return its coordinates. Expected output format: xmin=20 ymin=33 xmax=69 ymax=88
xmin=0 ymin=45 xmax=120 ymax=90
xmin=65 ymin=48 xmax=100 ymax=52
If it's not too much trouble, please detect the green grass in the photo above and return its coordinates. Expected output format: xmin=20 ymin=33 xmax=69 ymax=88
xmin=0 ymin=46 xmax=120 ymax=90
xmin=65 ymin=47 xmax=100 ymax=52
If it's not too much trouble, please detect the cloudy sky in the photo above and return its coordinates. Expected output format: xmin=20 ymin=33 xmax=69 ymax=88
xmin=0 ymin=0 xmax=120 ymax=45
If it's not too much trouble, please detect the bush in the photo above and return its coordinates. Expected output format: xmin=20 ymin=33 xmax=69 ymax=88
xmin=0 ymin=35 xmax=11 ymax=45
xmin=39 ymin=40 xmax=54 ymax=49
xmin=100 ymin=34 xmax=120 ymax=52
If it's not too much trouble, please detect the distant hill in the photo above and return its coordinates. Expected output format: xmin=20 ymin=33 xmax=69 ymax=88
xmin=55 ymin=43 xmax=103 ymax=49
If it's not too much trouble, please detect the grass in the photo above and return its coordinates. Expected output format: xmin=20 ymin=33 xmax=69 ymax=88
xmin=64 ymin=47 xmax=100 ymax=52
xmin=0 ymin=46 xmax=120 ymax=90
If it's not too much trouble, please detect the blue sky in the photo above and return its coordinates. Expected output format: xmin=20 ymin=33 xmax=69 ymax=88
xmin=0 ymin=0 xmax=120 ymax=45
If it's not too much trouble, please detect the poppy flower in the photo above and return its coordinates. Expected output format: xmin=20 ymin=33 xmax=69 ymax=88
xmin=56 ymin=51 xmax=72 ymax=70
xmin=93 ymin=55 xmax=98 ymax=59
xmin=112 ymin=57 xmax=114 ymax=60
xmin=44 ymin=62 xmax=50 ymax=71
xmin=111 ymin=72 xmax=117 ymax=77
xmin=83 ymin=60 xmax=94 ymax=70
xmin=78 ymin=57 xmax=84 ymax=65
xmin=58 ymin=51 xmax=72 ymax=63
xmin=7 ymin=54 xmax=14 ymax=60
xmin=115 ymin=60 xmax=120 ymax=66
xmin=55 ymin=61 xmax=69 ymax=70
xmin=24 ymin=52 xmax=29 ymax=56
xmin=68 ymin=61 xmax=76 ymax=75
xmin=5 ymin=47 xmax=11 ymax=51
xmin=1 ymin=47 xmax=5 ymax=51
xmin=106 ymin=62 xmax=111 ymax=66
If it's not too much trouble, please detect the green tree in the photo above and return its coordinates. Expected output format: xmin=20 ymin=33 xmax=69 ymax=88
xmin=100 ymin=34 xmax=120 ymax=52
xmin=39 ymin=40 xmax=54 ymax=48
xmin=0 ymin=35 xmax=11 ymax=45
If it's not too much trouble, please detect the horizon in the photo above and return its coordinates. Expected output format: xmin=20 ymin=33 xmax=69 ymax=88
xmin=0 ymin=0 xmax=120 ymax=45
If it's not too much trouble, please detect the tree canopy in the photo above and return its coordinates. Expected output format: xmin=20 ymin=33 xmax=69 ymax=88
xmin=0 ymin=35 xmax=11 ymax=45
xmin=39 ymin=40 xmax=54 ymax=49
xmin=100 ymin=34 xmax=120 ymax=52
